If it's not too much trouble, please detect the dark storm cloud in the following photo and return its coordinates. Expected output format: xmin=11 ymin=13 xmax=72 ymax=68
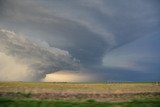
xmin=0 ymin=0 xmax=160 ymax=81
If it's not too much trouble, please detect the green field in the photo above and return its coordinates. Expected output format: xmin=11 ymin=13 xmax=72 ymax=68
xmin=0 ymin=98 xmax=160 ymax=107
xmin=0 ymin=82 xmax=160 ymax=107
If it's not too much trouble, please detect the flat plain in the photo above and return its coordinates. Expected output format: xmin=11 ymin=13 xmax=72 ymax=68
xmin=0 ymin=82 xmax=160 ymax=107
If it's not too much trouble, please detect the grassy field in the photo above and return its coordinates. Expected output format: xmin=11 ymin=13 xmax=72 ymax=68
xmin=0 ymin=98 xmax=160 ymax=107
xmin=0 ymin=82 xmax=160 ymax=107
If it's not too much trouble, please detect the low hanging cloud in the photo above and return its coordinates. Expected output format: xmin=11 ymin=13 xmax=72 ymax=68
xmin=42 ymin=70 xmax=97 ymax=82
xmin=0 ymin=29 xmax=80 ymax=81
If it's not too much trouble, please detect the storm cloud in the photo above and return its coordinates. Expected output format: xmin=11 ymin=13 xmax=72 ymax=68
xmin=0 ymin=29 xmax=79 ymax=81
xmin=0 ymin=0 xmax=160 ymax=81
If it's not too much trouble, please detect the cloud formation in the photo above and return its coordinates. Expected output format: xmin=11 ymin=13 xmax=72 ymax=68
xmin=0 ymin=0 xmax=160 ymax=81
xmin=0 ymin=29 xmax=79 ymax=81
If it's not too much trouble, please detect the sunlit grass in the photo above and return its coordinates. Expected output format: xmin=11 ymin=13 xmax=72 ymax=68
xmin=0 ymin=82 xmax=159 ymax=94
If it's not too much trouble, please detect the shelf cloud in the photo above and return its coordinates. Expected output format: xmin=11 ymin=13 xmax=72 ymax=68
xmin=0 ymin=0 xmax=160 ymax=81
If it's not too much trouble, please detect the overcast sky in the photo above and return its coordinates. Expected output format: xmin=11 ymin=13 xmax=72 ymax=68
xmin=0 ymin=0 xmax=160 ymax=82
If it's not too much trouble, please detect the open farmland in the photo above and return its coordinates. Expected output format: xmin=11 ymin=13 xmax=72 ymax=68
xmin=0 ymin=82 xmax=160 ymax=107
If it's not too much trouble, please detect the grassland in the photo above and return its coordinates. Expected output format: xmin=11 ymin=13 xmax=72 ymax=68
xmin=0 ymin=98 xmax=160 ymax=107
xmin=0 ymin=82 xmax=160 ymax=107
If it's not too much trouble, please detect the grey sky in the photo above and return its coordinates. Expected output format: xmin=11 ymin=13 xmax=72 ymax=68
xmin=0 ymin=0 xmax=160 ymax=81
